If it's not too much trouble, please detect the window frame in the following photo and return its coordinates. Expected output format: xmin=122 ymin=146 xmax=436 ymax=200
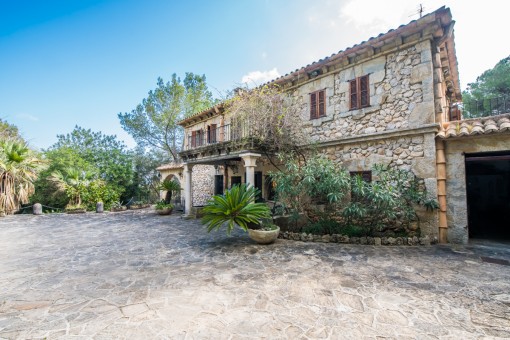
xmin=310 ymin=89 xmax=326 ymax=120
xmin=349 ymin=75 xmax=370 ymax=110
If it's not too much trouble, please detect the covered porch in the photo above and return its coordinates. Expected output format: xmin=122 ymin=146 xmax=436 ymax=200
xmin=181 ymin=152 xmax=276 ymax=217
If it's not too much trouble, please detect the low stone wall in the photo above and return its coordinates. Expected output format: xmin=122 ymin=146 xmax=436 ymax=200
xmin=279 ymin=231 xmax=437 ymax=246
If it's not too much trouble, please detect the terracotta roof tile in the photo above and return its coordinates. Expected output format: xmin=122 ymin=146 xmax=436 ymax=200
xmin=437 ymin=113 xmax=510 ymax=139
xmin=156 ymin=162 xmax=183 ymax=171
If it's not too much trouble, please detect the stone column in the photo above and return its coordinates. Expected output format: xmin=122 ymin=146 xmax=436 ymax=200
xmin=33 ymin=203 xmax=42 ymax=215
xmin=184 ymin=164 xmax=194 ymax=216
xmin=240 ymin=153 xmax=261 ymax=187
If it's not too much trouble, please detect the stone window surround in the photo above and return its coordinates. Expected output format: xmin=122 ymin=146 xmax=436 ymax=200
xmin=349 ymin=74 xmax=370 ymax=110
xmin=309 ymin=89 xmax=326 ymax=120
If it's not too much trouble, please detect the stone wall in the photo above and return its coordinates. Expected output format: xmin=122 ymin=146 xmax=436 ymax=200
xmin=191 ymin=165 xmax=215 ymax=206
xmin=320 ymin=131 xmax=439 ymax=238
xmin=295 ymin=40 xmax=434 ymax=143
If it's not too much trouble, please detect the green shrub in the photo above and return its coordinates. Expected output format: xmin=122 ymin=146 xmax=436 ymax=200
xmin=343 ymin=164 xmax=438 ymax=236
xmin=201 ymin=184 xmax=271 ymax=235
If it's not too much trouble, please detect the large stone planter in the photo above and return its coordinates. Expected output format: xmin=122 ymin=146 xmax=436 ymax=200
xmin=129 ymin=204 xmax=150 ymax=210
xmin=248 ymin=226 xmax=280 ymax=245
xmin=66 ymin=208 xmax=87 ymax=214
xmin=156 ymin=208 xmax=173 ymax=215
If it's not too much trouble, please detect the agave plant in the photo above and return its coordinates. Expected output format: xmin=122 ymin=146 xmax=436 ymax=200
xmin=159 ymin=178 xmax=181 ymax=203
xmin=201 ymin=184 xmax=271 ymax=235
xmin=0 ymin=140 xmax=44 ymax=214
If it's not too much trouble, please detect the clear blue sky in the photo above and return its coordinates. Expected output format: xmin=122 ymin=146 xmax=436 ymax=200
xmin=1 ymin=0 xmax=509 ymax=149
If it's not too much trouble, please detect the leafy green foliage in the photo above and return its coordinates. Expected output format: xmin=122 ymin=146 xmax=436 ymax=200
xmin=32 ymin=126 xmax=132 ymax=209
xmin=201 ymin=184 xmax=271 ymax=235
xmin=270 ymin=153 xmax=350 ymax=214
xmin=155 ymin=200 xmax=173 ymax=210
xmin=303 ymin=220 xmax=364 ymax=237
xmin=342 ymin=164 xmax=438 ymax=235
xmin=118 ymin=73 xmax=217 ymax=160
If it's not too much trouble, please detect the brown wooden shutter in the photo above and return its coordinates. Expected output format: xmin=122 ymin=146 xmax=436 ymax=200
xmin=210 ymin=124 xmax=217 ymax=143
xmin=191 ymin=131 xmax=196 ymax=148
xmin=318 ymin=90 xmax=325 ymax=117
xmin=310 ymin=92 xmax=317 ymax=119
xmin=350 ymin=79 xmax=358 ymax=110
xmin=360 ymin=75 xmax=369 ymax=107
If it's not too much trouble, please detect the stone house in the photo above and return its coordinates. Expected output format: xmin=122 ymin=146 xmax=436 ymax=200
xmin=159 ymin=6 xmax=510 ymax=244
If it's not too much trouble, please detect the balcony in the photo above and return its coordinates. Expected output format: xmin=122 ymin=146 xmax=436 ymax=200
xmin=181 ymin=123 xmax=257 ymax=163
xmin=457 ymin=96 xmax=510 ymax=119
xmin=184 ymin=124 xmax=253 ymax=150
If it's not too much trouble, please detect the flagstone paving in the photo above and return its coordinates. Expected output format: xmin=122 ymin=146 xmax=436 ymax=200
xmin=0 ymin=209 xmax=510 ymax=339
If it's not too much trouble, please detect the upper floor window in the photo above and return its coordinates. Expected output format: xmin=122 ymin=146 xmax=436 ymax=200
xmin=310 ymin=90 xmax=326 ymax=119
xmin=207 ymin=124 xmax=217 ymax=144
xmin=350 ymin=75 xmax=370 ymax=110
xmin=191 ymin=129 xmax=204 ymax=148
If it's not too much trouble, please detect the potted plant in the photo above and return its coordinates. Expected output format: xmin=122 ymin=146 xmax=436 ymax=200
xmin=155 ymin=200 xmax=173 ymax=215
xmin=129 ymin=201 xmax=150 ymax=210
xmin=65 ymin=204 xmax=87 ymax=214
xmin=111 ymin=201 xmax=127 ymax=212
xmin=201 ymin=184 xmax=280 ymax=244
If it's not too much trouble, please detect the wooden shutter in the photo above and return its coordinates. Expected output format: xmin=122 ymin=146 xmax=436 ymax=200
xmin=360 ymin=75 xmax=369 ymax=108
xmin=191 ymin=131 xmax=196 ymax=148
xmin=350 ymin=79 xmax=358 ymax=110
xmin=210 ymin=124 xmax=217 ymax=143
xmin=318 ymin=90 xmax=325 ymax=117
xmin=310 ymin=92 xmax=317 ymax=119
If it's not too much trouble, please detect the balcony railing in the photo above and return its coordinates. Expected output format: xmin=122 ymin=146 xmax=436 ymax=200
xmin=458 ymin=96 xmax=510 ymax=119
xmin=185 ymin=124 xmax=250 ymax=150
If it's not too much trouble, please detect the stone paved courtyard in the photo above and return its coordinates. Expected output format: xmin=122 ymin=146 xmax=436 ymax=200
xmin=0 ymin=209 xmax=510 ymax=339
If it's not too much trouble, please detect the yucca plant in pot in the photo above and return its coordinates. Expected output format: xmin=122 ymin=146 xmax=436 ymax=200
xmin=201 ymin=184 xmax=279 ymax=244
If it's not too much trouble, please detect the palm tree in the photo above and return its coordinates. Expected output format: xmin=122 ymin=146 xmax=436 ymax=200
xmin=0 ymin=140 xmax=44 ymax=214
xmin=50 ymin=167 xmax=96 ymax=208
xmin=201 ymin=184 xmax=270 ymax=235
xmin=159 ymin=178 xmax=181 ymax=204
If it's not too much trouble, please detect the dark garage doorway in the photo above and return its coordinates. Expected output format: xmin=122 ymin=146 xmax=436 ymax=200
xmin=466 ymin=151 xmax=510 ymax=240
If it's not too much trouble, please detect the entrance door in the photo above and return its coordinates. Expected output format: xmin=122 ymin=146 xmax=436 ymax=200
xmin=214 ymin=175 xmax=224 ymax=195
xmin=466 ymin=152 xmax=510 ymax=240
xmin=231 ymin=176 xmax=242 ymax=188
xmin=255 ymin=171 xmax=263 ymax=201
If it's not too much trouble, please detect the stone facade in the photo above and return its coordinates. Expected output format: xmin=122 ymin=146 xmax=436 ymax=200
xmin=175 ymin=8 xmax=480 ymax=243
xmin=298 ymin=42 xmax=434 ymax=143
xmin=190 ymin=165 xmax=215 ymax=206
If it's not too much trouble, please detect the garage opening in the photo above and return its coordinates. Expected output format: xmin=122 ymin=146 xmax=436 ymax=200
xmin=466 ymin=151 xmax=510 ymax=240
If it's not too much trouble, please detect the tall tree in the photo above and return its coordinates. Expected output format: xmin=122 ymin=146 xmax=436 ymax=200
xmin=0 ymin=140 xmax=44 ymax=214
xmin=463 ymin=56 xmax=510 ymax=100
xmin=32 ymin=126 xmax=134 ymax=209
xmin=118 ymin=73 xmax=216 ymax=160
xmin=0 ymin=118 xmax=21 ymax=140
xmin=462 ymin=56 xmax=510 ymax=117
xmin=50 ymin=126 xmax=133 ymax=189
